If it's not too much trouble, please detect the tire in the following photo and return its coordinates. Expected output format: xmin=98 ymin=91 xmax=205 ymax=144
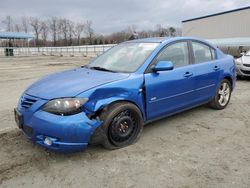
xmin=99 ymin=102 xmax=144 ymax=150
xmin=208 ymin=79 xmax=232 ymax=110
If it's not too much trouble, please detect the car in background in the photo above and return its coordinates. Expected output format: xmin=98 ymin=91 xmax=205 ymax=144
xmin=15 ymin=37 xmax=236 ymax=153
xmin=235 ymin=50 xmax=250 ymax=77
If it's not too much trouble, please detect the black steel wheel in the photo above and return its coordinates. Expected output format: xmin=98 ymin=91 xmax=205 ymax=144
xmin=108 ymin=109 xmax=140 ymax=146
xmin=99 ymin=102 xmax=143 ymax=149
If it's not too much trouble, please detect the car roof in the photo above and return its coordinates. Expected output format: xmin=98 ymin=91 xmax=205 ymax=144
xmin=124 ymin=37 xmax=205 ymax=44
xmin=126 ymin=37 xmax=170 ymax=43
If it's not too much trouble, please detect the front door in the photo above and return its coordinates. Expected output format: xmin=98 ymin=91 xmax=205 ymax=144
xmin=144 ymin=41 xmax=196 ymax=120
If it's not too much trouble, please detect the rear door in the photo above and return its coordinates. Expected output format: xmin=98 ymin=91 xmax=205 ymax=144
xmin=190 ymin=41 xmax=221 ymax=103
xmin=144 ymin=41 xmax=197 ymax=120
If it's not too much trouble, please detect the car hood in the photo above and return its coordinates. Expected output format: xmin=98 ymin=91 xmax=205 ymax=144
xmin=242 ymin=55 xmax=250 ymax=64
xmin=25 ymin=68 xmax=129 ymax=100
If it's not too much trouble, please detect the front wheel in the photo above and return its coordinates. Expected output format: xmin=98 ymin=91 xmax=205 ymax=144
xmin=99 ymin=102 xmax=143 ymax=149
xmin=209 ymin=79 xmax=232 ymax=110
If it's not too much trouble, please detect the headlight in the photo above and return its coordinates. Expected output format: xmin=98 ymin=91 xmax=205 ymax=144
xmin=43 ymin=98 xmax=88 ymax=116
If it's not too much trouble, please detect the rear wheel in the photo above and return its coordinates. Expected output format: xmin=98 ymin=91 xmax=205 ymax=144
xmin=209 ymin=79 xmax=232 ymax=110
xmin=99 ymin=102 xmax=143 ymax=149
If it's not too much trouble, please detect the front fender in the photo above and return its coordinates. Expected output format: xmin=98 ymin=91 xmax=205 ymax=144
xmin=84 ymin=87 xmax=146 ymax=121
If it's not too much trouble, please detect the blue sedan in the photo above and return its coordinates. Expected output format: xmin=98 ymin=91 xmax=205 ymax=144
xmin=15 ymin=37 xmax=236 ymax=152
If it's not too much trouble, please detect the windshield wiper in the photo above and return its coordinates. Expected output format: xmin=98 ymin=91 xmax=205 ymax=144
xmin=89 ymin=66 xmax=115 ymax=72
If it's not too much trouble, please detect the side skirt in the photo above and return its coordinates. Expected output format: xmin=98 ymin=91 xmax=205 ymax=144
xmin=144 ymin=99 xmax=212 ymax=125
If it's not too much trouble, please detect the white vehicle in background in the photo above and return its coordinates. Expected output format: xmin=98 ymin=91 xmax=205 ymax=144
xmin=235 ymin=50 xmax=250 ymax=77
xmin=207 ymin=38 xmax=250 ymax=77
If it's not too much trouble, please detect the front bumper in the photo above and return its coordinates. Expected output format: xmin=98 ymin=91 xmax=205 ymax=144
xmin=15 ymin=95 xmax=102 ymax=153
xmin=236 ymin=64 xmax=250 ymax=77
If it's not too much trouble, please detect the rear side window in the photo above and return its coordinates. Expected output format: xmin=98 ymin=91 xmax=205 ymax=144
xmin=156 ymin=42 xmax=189 ymax=68
xmin=192 ymin=42 xmax=215 ymax=64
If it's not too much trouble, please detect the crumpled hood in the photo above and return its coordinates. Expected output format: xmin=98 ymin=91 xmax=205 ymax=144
xmin=25 ymin=68 xmax=129 ymax=100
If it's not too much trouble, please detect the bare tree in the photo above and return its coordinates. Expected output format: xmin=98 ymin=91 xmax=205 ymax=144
xmin=155 ymin=24 xmax=165 ymax=37
xmin=41 ymin=21 xmax=49 ymax=46
xmin=74 ymin=23 xmax=84 ymax=45
xmin=168 ymin=27 xmax=176 ymax=37
xmin=84 ymin=20 xmax=94 ymax=45
xmin=154 ymin=24 xmax=171 ymax=37
xmin=30 ymin=17 xmax=42 ymax=46
xmin=21 ymin=16 xmax=29 ymax=33
xmin=67 ymin=20 xmax=75 ymax=46
xmin=138 ymin=30 xmax=151 ymax=38
xmin=0 ymin=14 xmax=181 ymax=47
xmin=126 ymin=24 xmax=137 ymax=34
xmin=2 ymin=16 xmax=14 ymax=32
xmin=14 ymin=24 xmax=21 ymax=32
xmin=106 ymin=30 xmax=128 ymax=43
xmin=49 ymin=17 xmax=59 ymax=46
xmin=58 ymin=18 xmax=69 ymax=46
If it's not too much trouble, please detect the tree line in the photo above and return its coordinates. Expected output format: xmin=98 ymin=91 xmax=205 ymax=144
xmin=1 ymin=16 xmax=181 ymax=47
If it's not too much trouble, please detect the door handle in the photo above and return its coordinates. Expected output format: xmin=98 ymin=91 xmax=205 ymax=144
xmin=184 ymin=72 xmax=193 ymax=78
xmin=213 ymin=66 xmax=220 ymax=71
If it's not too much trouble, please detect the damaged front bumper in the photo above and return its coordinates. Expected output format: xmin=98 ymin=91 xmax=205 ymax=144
xmin=15 ymin=105 xmax=102 ymax=153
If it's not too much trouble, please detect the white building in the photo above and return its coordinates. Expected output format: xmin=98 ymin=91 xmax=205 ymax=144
xmin=182 ymin=6 xmax=250 ymax=39
xmin=182 ymin=6 xmax=250 ymax=56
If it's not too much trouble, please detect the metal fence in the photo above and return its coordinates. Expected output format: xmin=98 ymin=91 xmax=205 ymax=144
xmin=0 ymin=44 xmax=116 ymax=57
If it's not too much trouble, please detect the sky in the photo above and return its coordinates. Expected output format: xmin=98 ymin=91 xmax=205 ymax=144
xmin=0 ymin=0 xmax=249 ymax=34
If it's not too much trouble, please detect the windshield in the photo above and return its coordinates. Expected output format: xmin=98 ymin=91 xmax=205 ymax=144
xmin=88 ymin=42 xmax=159 ymax=73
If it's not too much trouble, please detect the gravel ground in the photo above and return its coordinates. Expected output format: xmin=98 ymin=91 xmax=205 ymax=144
xmin=0 ymin=56 xmax=250 ymax=188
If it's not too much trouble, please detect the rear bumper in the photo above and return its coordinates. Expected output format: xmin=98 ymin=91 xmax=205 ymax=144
xmin=17 ymin=108 xmax=102 ymax=153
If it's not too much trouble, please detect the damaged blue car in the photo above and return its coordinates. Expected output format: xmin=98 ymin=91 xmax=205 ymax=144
xmin=15 ymin=37 xmax=236 ymax=152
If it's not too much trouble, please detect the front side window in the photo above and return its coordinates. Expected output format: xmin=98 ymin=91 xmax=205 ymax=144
xmin=192 ymin=42 xmax=214 ymax=64
xmin=155 ymin=42 xmax=189 ymax=68
xmin=88 ymin=42 xmax=159 ymax=73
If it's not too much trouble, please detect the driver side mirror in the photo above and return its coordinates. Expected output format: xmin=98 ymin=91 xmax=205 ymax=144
xmin=153 ymin=61 xmax=174 ymax=72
